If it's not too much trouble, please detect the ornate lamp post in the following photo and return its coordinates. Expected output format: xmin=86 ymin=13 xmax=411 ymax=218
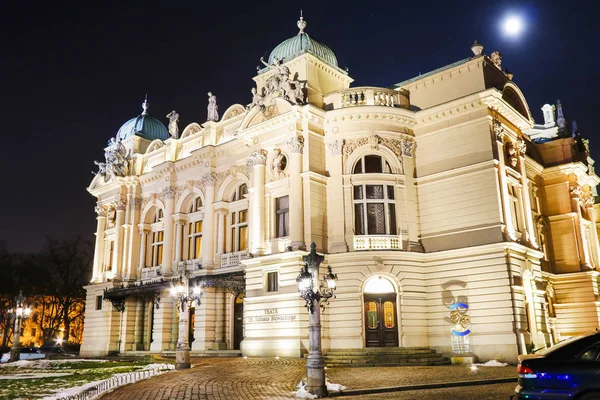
xmin=169 ymin=270 xmax=202 ymax=370
xmin=296 ymin=243 xmax=338 ymax=397
xmin=9 ymin=290 xmax=32 ymax=362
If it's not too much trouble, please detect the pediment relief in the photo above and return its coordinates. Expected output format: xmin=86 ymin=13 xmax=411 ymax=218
xmin=239 ymin=97 xmax=293 ymax=131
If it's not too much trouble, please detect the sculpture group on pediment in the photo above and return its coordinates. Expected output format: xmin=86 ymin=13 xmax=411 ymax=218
xmin=249 ymin=57 xmax=307 ymax=114
xmin=490 ymin=51 xmax=502 ymax=69
xmin=93 ymin=141 xmax=131 ymax=182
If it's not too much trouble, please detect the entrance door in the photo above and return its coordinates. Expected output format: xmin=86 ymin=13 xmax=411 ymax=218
xmin=364 ymin=293 xmax=398 ymax=347
xmin=233 ymin=295 xmax=244 ymax=350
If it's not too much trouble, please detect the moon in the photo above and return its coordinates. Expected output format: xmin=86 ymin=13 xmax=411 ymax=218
xmin=503 ymin=15 xmax=524 ymax=37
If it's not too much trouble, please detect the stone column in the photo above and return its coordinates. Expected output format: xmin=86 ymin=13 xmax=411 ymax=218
xmin=516 ymin=139 xmax=538 ymax=248
xmin=162 ymin=187 xmax=176 ymax=276
xmin=92 ymin=205 xmax=107 ymax=283
xmin=214 ymin=290 xmax=226 ymax=349
xmin=585 ymin=197 xmax=600 ymax=268
xmin=327 ymin=140 xmax=347 ymax=253
xmin=288 ymin=136 xmax=305 ymax=250
xmin=248 ymin=150 xmax=267 ymax=254
xmin=216 ymin=211 xmax=226 ymax=256
xmin=174 ymin=218 xmax=185 ymax=264
xmin=137 ymin=224 xmax=150 ymax=271
xmin=112 ymin=200 xmax=126 ymax=281
xmin=201 ymin=173 xmax=216 ymax=268
xmin=134 ymin=298 xmax=145 ymax=350
xmin=401 ymin=139 xmax=420 ymax=250
xmin=571 ymin=186 xmax=592 ymax=269
xmin=494 ymin=120 xmax=517 ymax=241
xmin=125 ymin=195 xmax=142 ymax=281
xmin=121 ymin=192 xmax=132 ymax=280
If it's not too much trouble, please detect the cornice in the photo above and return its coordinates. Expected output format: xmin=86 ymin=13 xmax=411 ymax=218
xmin=324 ymin=107 xmax=416 ymax=126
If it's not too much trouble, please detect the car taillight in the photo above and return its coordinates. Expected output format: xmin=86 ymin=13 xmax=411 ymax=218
xmin=517 ymin=364 xmax=537 ymax=378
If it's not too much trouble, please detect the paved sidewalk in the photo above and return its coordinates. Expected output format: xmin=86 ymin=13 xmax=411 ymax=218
xmin=100 ymin=357 xmax=516 ymax=399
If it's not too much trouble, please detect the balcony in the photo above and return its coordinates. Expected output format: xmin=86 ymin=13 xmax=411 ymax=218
xmin=324 ymin=87 xmax=410 ymax=111
xmin=221 ymin=250 xmax=251 ymax=268
xmin=140 ymin=266 xmax=161 ymax=281
xmin=354 ymin=235 xmax=402 ymax=251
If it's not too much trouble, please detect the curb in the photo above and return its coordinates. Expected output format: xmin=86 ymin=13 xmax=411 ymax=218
xmin=328 ymin=377 xmax=517 ymax=397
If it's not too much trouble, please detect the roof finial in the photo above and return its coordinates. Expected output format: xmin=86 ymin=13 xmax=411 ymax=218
xmin=297 ymin=10 xmax=306 ymax=34
xmin=142 ymin=94 xmax=149 ymax=116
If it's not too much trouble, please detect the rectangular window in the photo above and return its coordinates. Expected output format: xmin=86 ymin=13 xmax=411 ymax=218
xmin=276 ymin=196 xmax=290 ymax=238
xmin=267 ymin=272 xmax=279 ymax=292
xmin=96 ymin=295 xmax=103 ymax=310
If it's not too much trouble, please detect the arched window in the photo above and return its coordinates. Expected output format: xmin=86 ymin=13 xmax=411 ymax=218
xmin=189 ymin=197 xmax=202 ymax=213
xmin=146 ymin=208 xmax=165 ymax=267
xmin=229 ymin=184 xmax=249 ymax=252
xmin=154 ymin=209 xmax=163 ymax=222
xmin=186 ymin=197 xmax=203 ymax=260
xmin=353 ymin=184 xmax=396 ymax=235
xmin=231 ymin=184 xmax=248 ymax=202
xmin=353 ymin=155 xmax=392 ymax=174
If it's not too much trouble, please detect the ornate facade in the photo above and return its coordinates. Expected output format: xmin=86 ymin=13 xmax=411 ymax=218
xmin=81 ymin=20 xmax=600 ymax=363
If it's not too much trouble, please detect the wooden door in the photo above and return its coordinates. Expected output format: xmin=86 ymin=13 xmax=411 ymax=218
xmin=364 ymin=294 xmax=399 ymax=347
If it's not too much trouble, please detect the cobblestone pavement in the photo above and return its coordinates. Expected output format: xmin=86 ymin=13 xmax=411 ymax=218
xmin=346 ymin=382 xmax=517 ymax=400
xmin=100 ymin=358 xmax=517 ymax=400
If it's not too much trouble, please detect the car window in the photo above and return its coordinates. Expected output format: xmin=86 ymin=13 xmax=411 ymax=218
xmin=579 ymin=344 xmax=600 ymax=361
xmin=538 ymin=335 xmax=585 ymax=356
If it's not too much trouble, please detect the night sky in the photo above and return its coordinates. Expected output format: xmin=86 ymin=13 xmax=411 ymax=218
xmin=2 ymin=0 xmax=599 ymax=253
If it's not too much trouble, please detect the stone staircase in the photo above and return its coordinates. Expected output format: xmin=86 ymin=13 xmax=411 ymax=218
xmin=323 ymin=347 xmax=450 ymax=367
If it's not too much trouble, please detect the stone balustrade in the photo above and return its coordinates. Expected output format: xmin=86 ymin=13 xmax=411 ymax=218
xmin=324 ymin=87 xmax=410 ymax=110
xmin=353 ymin=235 xmax=402 ymax=251
xmin=140 ymin=266 xmax=161 ymax=281
xmin=221 ymin=249 xmax=251 ymax=268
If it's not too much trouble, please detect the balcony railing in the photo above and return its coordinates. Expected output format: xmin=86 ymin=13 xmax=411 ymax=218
xmin=140 ymin=266 xmax=161 ymax=281
xmin=354 ymin=235 xmax=402 ymax=251
xmin=324 ymin=87 xmax=410 ymax=111
xmin=221 ymin=250 xmax=251 ymax=268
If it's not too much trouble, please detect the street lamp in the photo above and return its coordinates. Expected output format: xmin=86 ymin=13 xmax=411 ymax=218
xmin=296 ymin=242 xmax=338 ymax=397
xmin=169 ymin=269 xmax=202 ymax=370
xmin=9 ymin=290 xmax=32 ymax=362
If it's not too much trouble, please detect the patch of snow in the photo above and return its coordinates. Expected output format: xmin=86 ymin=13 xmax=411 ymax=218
xmin=473 ymin=360 xmax=508 ymax=367
xmin=295 ymin=381 xmax=318 ymax=399
xmin=0 ymin=372 xmax=72 ymax=380
xmin=326 ymin=380 xmax=346 ymax=392
xmin=0 ymin=359 xmax=108 ymax=369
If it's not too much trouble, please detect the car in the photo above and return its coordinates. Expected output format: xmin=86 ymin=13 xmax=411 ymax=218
xmin=0 ymin=347 xmax=46 ymax=363
xmin=39 ymin=346 xmax=76 ymax=357
xmin=513 ymin=331 xmax=600 ymax=399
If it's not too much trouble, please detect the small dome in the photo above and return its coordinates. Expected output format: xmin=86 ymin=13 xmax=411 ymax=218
xmin=268 ymin=17 xmax=338 ymax=67
xmin=116 ymin=99 xmax=169 ymax=142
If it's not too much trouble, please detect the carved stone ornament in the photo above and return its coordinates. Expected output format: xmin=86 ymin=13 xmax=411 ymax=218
xmin=582 ymin=193 xmax=595 ymax=208
xmin=492 ymin=117 xmax=504 ymax=141
xmin=490 ymin=51 xmax=502 ymax=69
xmin=132 ymin=197 xmax=143 ymax=209
xmin=254 ymin=57 xmax=307 ymax=108
xmin=327 ymin=139 xmax=344 ymax=156
xmin=106 ymin=205 xmax=116 ymax=228
xmin=505 ymin=141 xmax=518 ymax=168
xmin=95 ymin=204 xmax=108 ymax=217
xmin=570 ymin=185 xmax=583 ymax=198
xmin=400 ymin=139 xmax=415 ymax=157
xmin=247 ymin=149 xmax=268 ymax=168
xmin=287 ymin=136 xmax=304 ymax=154
xmin=207 ymin=92 xmax=219 ymax=122
xmin=515 ymin=138 xmax=527 ymax=157
xmin=116 ymin=200 xmax=127 ymax=211
xmin=162 ymin=186 xmax=177 ymax=200
xmin=368 ymin=135 xmax=380 ymax=150
xmin=270 ymin=148 xmax=288 ymax=180
xmin=201 ymin=172 xmax=217 ymax=187
xmin=93 ymin=141 xmax=131 ymax=182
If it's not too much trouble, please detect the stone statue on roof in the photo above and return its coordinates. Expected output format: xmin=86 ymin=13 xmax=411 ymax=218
xmin=490 ymin=51 xmax=502 ymax=69
xmin=166 ymin=110 xmax=179 ymax=139
xmin=207 ymin=92 xmax=219 ymax=122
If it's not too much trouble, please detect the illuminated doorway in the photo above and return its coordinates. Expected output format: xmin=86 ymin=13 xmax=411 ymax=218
xmin=364 ymin=276 xmax=398 ymax=347
xmin=233 ymin=295 xmax=244 ymax=350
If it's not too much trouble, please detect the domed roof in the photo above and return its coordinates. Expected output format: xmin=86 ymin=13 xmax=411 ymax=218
xmin=116 ymin=99 xmax=169 ymax=142
xmin=268 ymin=16 xmax=338 ymax=67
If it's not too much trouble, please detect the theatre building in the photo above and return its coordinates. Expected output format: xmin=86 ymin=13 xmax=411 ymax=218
xmin=80 ymin=18 xmax=600 ymax=363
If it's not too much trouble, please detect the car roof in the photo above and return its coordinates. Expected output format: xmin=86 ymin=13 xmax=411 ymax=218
xmin=544 ymin=332 xmax=600 ymax=359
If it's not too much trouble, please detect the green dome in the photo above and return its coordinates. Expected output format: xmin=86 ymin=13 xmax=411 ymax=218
xmin=268 ymin=18 xmax=338 ymax=67
xmin=116 ymin=100 xmax=169 ymax=142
